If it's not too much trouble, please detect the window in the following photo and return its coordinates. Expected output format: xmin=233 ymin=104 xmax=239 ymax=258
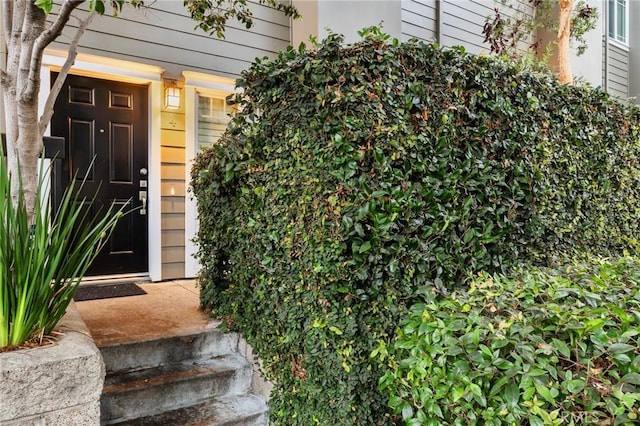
xmin=196 ymin=94 xmax=236 ymax=152
xmin=609 ymin=0 xmax=628 ymax=44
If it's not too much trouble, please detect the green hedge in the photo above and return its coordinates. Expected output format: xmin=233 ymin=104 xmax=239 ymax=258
xmin=380 ymin=257 xmax=640 ymax=425
xmin=191 ymin=29 xmax=640 ymax=424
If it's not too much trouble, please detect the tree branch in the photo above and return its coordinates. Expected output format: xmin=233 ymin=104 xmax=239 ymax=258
xmin=25 ymin=0 xmax=83 ymax=101
xmin=16 ymin=2 xmax=42 ymax=100
xmin=39 ymin=12 xmax=96 ymax=137
xmin=7 ymin=1 xmax=26 ymax=80
xmin=35 ymin=0 xmax=84 ymax=49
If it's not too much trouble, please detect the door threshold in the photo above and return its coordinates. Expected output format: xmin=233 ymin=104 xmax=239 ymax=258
xmin=80 ymin=273 xmax=150 ymax=286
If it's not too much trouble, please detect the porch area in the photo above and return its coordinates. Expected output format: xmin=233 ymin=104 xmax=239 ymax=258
xmin=75 ymin=280 xmax=211 ymax=346
xmin=73 ymin=280 xmax=270 ymax=425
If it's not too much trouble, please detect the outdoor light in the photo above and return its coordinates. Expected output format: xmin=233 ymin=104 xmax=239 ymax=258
xmin=164 ymin=86 xmax=181 ymax=110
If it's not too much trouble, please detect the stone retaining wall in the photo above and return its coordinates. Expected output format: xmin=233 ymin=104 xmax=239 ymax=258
xmin=0 ymin=302 xmax=105 ymax=425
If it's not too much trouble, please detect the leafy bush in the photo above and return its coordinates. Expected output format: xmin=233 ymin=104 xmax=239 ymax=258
xmin=0 ymin=159 xmax=124 ymax=349
xmin=379 ymin=257 xmax=640 ymax=425
xmin=192 ymin=29 xmax=640 ymax=424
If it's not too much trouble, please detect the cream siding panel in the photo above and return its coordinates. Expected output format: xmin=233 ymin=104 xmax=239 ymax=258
xmin=162 ymin=246 xmax=186 ymax=263
xmin=161 ymin=112 xmax=186 ymax=131
xmin=162 ymin=262 xmax=185 ymax=280
xmin=161 ymin=147 xmax=186 ymax=164
xmin=161 ymin=164 xmax=186 ymax=180
xmin=162 ymin=197 xmax=186 ymax=214
xmin=161 ymin=181 xmax=186 ymax=197
xmin=161 ymin=214 xmax=186 ymax=230
xmin=162 ymin=129 xmax=186 ymax=147
xmin=162 ymin=229 xmax=186 ymax=247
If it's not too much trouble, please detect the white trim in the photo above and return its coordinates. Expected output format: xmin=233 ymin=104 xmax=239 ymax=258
xmin=183 ymin=71 xmax=237 ymax=94
xmin=38 ymin=69 xmax=51 ymax=211
xmin=43 ymin=49 xmax=163 ymax=83
xmin=608 ymin=38 xmax=630 ymax=52
xmin=184 ymin=86 xmax=198 ymax=278
xmin=149 ymin=81 xmax=163 ymax=281
xmin=80 ymin=273 xmax=150 ymax=285
xmin=38 ymin=49 xmax=164 ymax=281
xmin=608 ymin=0 xmax=630 ymax=47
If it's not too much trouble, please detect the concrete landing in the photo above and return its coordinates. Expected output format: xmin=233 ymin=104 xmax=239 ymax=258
xmin=75 ymin=280 xmax=216 ymax=346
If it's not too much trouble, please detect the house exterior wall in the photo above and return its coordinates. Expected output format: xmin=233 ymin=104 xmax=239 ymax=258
xmin=160 ymin=102 xmax=188 ymax=280
xmin=317 ymin=0 xmax=402 ymax=43
xmin=401 ymin=0 xmax=437 ymax=42
xmin=49 ymin=2 xmax=290 ymax=79
xmin=305 ymin=0 xmax=533 ymax=52
xmin=607 ymin=43 xmax=630 ymax=99
xmin=40 ymin=1 xmax=291 ymax=281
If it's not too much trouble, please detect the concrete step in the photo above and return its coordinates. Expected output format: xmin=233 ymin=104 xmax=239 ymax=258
xmin=100 ymin=324 xmax=239 ymax=375
xmin=108 ymin=394 xmax=268 ymax=426
xmin=101 ymin=354 xmax=252 ymax=424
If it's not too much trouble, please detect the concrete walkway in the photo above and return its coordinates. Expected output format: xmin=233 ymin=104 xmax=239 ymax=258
xmin=75 ymin=280 xmax=218 ymax=346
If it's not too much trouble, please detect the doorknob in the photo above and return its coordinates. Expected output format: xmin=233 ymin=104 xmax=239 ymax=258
xmin=140 ymin=167 xmax=148 ymax=176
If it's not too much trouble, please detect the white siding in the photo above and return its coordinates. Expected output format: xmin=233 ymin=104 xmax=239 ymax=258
xmin=607 ymin=43 xmax=629 ymax=99
xmin=401 ymin=0 xmax=438 ymax=42
xmin=440 ymin=0 xmax=534 ymax=54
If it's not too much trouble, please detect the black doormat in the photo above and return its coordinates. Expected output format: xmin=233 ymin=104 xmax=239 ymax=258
xmin=73 ymin=282 xmax=147 ymax=302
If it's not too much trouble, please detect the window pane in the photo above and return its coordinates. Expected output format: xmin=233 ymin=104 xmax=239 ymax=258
xmin=609 ymin=0 xmax=615 ymax=38
xmin=617 ymin=0 xmax=627 ymax=43
xmin=197 ymin=95 xmax=233 ymax=152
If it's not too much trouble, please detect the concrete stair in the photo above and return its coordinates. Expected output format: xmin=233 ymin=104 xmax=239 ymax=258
xmin=99 ymin=325 xmax=268 ymax=425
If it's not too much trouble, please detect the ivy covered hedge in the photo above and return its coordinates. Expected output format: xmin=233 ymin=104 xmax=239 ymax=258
xmin=380 ymin=257 xmax=640 ymax=425
xmin=192 ymin=29 xmax=640 ymax=424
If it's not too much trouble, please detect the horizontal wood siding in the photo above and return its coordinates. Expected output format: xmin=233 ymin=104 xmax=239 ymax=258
xmin=401 ymin=0 xmax=437 ymax=42
xmin=441 ymin=0 xmax=492 ymax=53
xmin=49 ymin=0 xmax=291 ymax=78
xmin=607 ymin=43 xmax=629 ymax=99
xmin=160 ymin=107 xmax=186 ymax=280
xmin=440 ymin=0 xmax=533 ymax=54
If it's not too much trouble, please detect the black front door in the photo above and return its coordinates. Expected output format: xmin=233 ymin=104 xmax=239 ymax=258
xmin=51 ymin=73 xmax=148 ymax=276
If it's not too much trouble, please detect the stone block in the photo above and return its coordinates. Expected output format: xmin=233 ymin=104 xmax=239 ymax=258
xmin=0 ymin=302 xmax=105 ymax=425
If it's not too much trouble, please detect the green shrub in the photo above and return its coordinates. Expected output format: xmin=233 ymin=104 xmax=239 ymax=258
xmin=192 ymin=28 xmax=640 ymax=424
xmin=0 ymin=159 xmax=125 ymax=349
xmin=379 ymin=257 xmax=640 ymax=425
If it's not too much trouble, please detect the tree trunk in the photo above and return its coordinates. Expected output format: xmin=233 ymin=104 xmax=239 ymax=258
xmin=3 ymin=3 xmax=48 ymax=221
xmin=557 ymin=0 xmax=573 ymax=84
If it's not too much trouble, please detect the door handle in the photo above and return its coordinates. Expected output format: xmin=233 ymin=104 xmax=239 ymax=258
xmin=139 ymin=191 xmax=147 ymax=215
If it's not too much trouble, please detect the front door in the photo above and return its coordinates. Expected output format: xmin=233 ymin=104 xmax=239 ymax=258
xmin=51 ymin=73 xmax=148 ymax=276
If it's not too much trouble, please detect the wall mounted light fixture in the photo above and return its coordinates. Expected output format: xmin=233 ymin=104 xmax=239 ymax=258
xmin=164 ymin=86 xmax=181 ymax=111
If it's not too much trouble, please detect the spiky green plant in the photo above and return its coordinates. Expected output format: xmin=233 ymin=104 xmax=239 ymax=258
xmin=0 ymin=157 xmax=125 ymax=348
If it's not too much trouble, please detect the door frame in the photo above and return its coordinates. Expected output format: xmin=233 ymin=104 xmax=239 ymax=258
xmin=40 ymin=48 xmax=163 ymax=282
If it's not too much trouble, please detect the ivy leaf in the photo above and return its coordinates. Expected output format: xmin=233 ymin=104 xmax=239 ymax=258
xmin=621 ymin=373 xmax=640 ymax=385
xmin=34 ymin=0 xmax=53 ymax=14
xmin=534 ymin=383 xmax=556 ymax=405
xmin=503 ymin=384 xmax=519 ymax=408
xmin=609 ymin=343 xmax=635 ymax=354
